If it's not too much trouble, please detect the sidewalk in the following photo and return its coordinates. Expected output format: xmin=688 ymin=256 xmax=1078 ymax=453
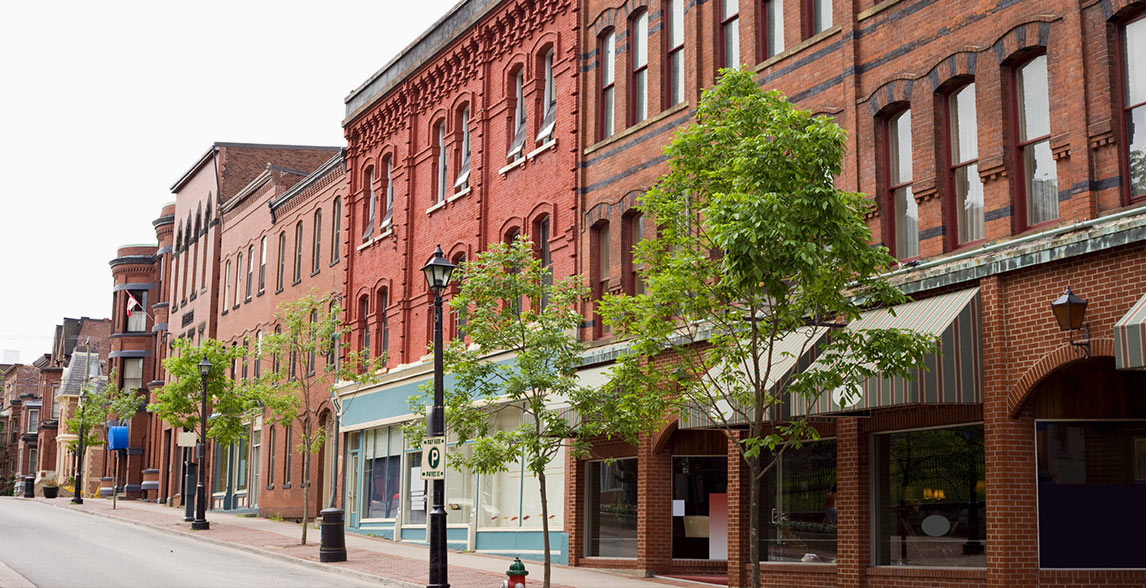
xmin=36 ymin=497 xmax=700 ymax=588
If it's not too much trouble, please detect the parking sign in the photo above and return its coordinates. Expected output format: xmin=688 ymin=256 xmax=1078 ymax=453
xmin=420 ymin=436 xmax=446 ymax=480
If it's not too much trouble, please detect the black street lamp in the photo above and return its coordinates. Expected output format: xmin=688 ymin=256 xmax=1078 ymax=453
xmin=1051 ymin=286 xmax=1090 ymax=357
xmin=421 ymin=245 xmax=456 ymax=588
xmin=192 ymin=356 xmax=212 ymax=531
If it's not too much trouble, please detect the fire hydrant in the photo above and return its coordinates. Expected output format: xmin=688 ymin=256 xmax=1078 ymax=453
xmin=503 ymin=557 xmax=528 ymax=588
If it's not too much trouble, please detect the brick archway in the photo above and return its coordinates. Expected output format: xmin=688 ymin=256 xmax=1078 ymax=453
xmin=1006 ymin=337 xmax=1114 ymax=417
xmin=651 ymin=416 xmax=679 ymax=454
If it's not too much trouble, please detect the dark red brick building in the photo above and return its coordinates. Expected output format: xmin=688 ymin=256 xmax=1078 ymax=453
xmin=570 ymin=0 xmax=1146 ymax=586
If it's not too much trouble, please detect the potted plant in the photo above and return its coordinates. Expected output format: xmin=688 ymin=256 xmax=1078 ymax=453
xmin=42 ymin=480 xmax=59 ymax=499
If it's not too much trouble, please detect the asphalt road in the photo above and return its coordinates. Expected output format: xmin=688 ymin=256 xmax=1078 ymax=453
xmin=0 ymin=498 xmax=374 ymax=588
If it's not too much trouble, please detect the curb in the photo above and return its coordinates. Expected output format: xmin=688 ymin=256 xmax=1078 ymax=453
xmin=37 ymin=500 xmax=420 ymax=588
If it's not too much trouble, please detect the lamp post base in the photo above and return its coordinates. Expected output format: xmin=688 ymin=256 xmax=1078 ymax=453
xmin=71 ymin=496 xmax=83 ymax=505
xmin=191 ymin=520 xmax=210 ymax=530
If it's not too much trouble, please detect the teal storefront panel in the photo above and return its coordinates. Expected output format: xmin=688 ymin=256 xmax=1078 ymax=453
xmin=353 ymin=521 xmax=397 ymax=541
xmin=398 ymin=527 xmax=468 ymax=550
xmin=475 ymin=531 xmax=568 ymax=566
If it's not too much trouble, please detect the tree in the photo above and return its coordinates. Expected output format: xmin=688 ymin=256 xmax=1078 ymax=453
xmin=406 ymin=237 xmax=656 ymax=588
xmin=257 ymin=291 xmax=378 ymax=545
xmin=599 ymin=68 xmax=937 ymax=587
xmin=65 ymin=369 xmax=143 ymax=453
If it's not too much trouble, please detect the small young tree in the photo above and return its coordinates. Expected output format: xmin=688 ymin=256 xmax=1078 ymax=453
xmin=406 ymin=237 xmax=658 ymax=588
xmin=599 ymin=68 xmax=937 ymax=587
xmin=257 ymin=291 xmax=379 ymax=545
xmin=65 ymin=369 xmax=144 ymax=452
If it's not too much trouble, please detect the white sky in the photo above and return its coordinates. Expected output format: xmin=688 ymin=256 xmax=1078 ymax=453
xmin=0 ymin=0 xmax=459 ymax=364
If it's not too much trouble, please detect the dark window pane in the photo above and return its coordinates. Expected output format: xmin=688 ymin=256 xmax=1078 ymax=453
xmin=586 ymin=458 xmax=638 ymax=557
xmin=672 ymin=456 xmax=728 ymax=560
xmin=760 ymin=440 xmax=838 ymax=562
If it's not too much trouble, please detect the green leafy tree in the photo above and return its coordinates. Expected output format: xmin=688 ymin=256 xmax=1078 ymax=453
xmin=257 ymin=291 xmax=378 ymax=545
xmin=65 ymin=369 xmax=145 ymax=451
xmin=405 ymin=237 xmax=657 ymax=588
xmin=599 ymin=68 xmax=937 ymax=587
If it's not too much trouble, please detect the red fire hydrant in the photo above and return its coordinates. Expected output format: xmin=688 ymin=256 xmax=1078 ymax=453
xmin=503 ymin=557 xmax=528 ymax=588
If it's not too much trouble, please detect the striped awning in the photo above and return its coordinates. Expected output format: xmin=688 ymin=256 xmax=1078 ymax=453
xmin=678 ymin=325 xmax=831 ymax=429
xmin=789 ymin=287 xmax=982 ymax=417
xmin=1114 ymin=293 xmax=1146 ymax=370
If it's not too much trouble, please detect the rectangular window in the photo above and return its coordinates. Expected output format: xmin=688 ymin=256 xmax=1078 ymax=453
xmin=126 ymin=290 xmax=147 ymax=332
xmin=283 ymin=425 xmax=293 ymax=486
xmin=245 ymin=245 xmax=253 ymax=299
xmin=223 ymin=259 xmax=232 ymax=310
xmin=539 ymin=218 xmax=552 ymax=309
xmin=1122 ymin=16 xmax=1146 ymax=200
xmin=234 ymin=253 xmax=242 ymax=307
xmin=293 ymin=222 xmax=303 ymax=283
xmin=665 ymin=0 xmax=685 ymax=107
xmin=508 ymin=73 xmax=527 ymax=160
xmin=364 ymin=170 xmax=376 ymax=241
xmin=873 ymin=424 xmax=985 ymax=567
xmin=761 ymin=0 xmax=784 ymax=58
xmin=1016 ymin=55 xmax=1057 ymax=227
xmin=254 ymin=331 xmax=262 ymax=378
xmin=365 ymin=426 xmax=403 ymax=519
xmin=359 ymin=297 xmax=371 ymax=358
xmin=760 ymin=440 xmax=837 ymax=562
xmin=213 ymin=445 xmax=228 ymax=494
xmin=886 ymin=109 xmax=918 ymax=258
xmin=585 ymin=457 xmax=638 ymax=557
xmin=537 ymin=55 xmax=557 ymax=143
xmin=258 ymin=236 xmax=267 ymax=293
xmin=26 ymin=408 xmax=39 ymax=433
xmin=631 ymin=11 xmax=649 ymax=124
xmin=457 ymin=110 xmax=473 ymax=188
xmin=672 ymin=456 xmax=728 ymax=559
xmin=947 ymin=83 xmax=983 ymax=244
xmin=812 ymin=0 xmax=832 ymax=35
xmin=379 ymin=291 xmax=389 ymax=359
xmin=599 ymin=32 xmax=616 ymax=140
xmin=624 ymin=214 xmax=645 ymax=296
xmin=436 ymin=123 xmax=448 ymax=203
xmin=50 ymin=386 xmax=60 ymax=419
xmin=332 ymin=197 xmax=342 ymax=263
xmin=312 ymin=210 xmax=322 ymax=274
xmin=406 ymin=451 xmax=427 ymax=525
xmin=236 ymin=435 xmax=249 ymax=492
xmin=720 ymin=0 xmax=740 ymax=70
xmin=276 ymin=233 xmax=286 ymax=291
xmin=122 ymin=358 xmax=143 ymax=393
xmin=1036 ymin=421 xmax=1146 ymax=568
xmin=267 ymin=426 xmax=276 ymax=487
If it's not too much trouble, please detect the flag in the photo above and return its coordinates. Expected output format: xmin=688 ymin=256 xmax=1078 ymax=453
xmin=126 ymin=292 xmax=141 ymax=317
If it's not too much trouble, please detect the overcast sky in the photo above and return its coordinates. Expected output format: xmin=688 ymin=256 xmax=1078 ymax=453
xmin=0 ymin=0 xmax=459 ymax=364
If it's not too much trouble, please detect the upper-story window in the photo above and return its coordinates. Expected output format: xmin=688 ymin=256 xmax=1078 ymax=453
xmin=1013 ymin=54 xmax=1057 ymax=228
xmin=254 ymin=330 xmax=262 ymax=378
xmin=538 ymin=52 xmax=557 ymax=143
xmin=122 ymin=358 xmax=143 ymax=393
xmin=259 ymin=236 xmax=267 ymax=294
xmin=224 ymin=259 xmax=233 ymax=310
xmin=665 ymin=0 xmax=685 ymax=107
xmin=804 ymin=0 xmax=832 ymax=38
xmin=1122 ymin=15 xmax=1146 ymax=200
xmin=599 ymin=30 xmax=616 ymax=141
xmin=26 ymin=408 xmax=39 ymax=433
xmin=456 ymin=108 xmax=472 ymax=189
xmin=331 ymin=197 xmax=342 ymax=263
xmin=234 ymin=252 xmax=243 ymax=307
xmin=377 ymin=287 xmax=390 ymax=360
xmin=125 ymin=289 xmax=147 ymax=332
xmin=293 ymin=221 xmax=304 ymax=283
xmin=624 ymin=212 xmax=646 ymax=296
xmin=245 ymin=245 xmax=254 ymax=300
xmin=312 ymin=209 xmax=322 ymax=274
xmin=358 ymin=295 xmax=371 ymax=359
xmin=363 ymin=168 xmax=376 ymax=241
xmin=594 ymin=221 xmax=611 ymax=336
xmin=276 ymin=232 xmax=286 ymax=292
xmin=945 ymin=82 xmax=983 ymax=245
xmin=508 ymin=71 xmax=527 ymax=161
xmin=884 ymin=108 xmax=918 ymax=259
xmin=760 ymin=0 xmax=784 ymax=59
xmin=535 ymin=216 xmax=552 ymax=310
xmin=719 ymin=0 xmax=740 ymax=70
xmin=631 ymin=10 xmax=650 ymax=125
xmin=435 ymin=121 xmax=448 ymax=204
xmin=307 ymin=310 xmax=318 ymax=375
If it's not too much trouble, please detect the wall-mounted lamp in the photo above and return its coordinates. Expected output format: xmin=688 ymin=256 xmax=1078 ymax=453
xmin=1051 ymin=286 xmax=1090 ymax=357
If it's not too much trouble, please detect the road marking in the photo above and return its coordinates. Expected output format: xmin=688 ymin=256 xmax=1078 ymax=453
xmin=0 ymin=559 xmax=35 ymax=588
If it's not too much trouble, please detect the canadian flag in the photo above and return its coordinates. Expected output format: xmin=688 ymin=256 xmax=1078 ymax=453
xmin=126 ymin=292 xmax=141 ymax=317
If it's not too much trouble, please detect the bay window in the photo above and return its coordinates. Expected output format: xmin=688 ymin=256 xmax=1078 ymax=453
xmin=122 ymin=358 xmax=143 ymax=393
xmin=276 ymin=232 xmax=286 ymax=292
xmin=946 ymin=83 xmax=983 ymax=244
xmin=234 ymin=252 xmax=242 ymax=307
xmin=1014 ymin=55 xmax=1057 ymax=227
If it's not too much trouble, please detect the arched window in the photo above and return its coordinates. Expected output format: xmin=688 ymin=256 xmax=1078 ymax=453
xmin=363 ymin=167 xmax=376 ymax=241
xmin=331 ymin=197 xmax=342 ymax=263
xmin=598 ymin=30 xmax=616 ymax=140
xmin=943 ymin=81 xmax=983 ymax=245
xmin=201 ymin=202 xmax=212 ymax=290
xmin=312 ymin=209 xmax=322 ymax=274
xmin=223 ymin=259 xmax=232 ymax=312
xmin=1012 ymin=54 xmax=1056 ymax=228
xmin=535 ymin=215 xmax=552 ymax=309
xmin=623 ymin=212 xmax=645 ymax=296
xmin=277 ymin=232 xmax=286 ymax=292
xmin=234 ymin=251 xmax=243 ymax=307
xmin=308 ymin=309 xmax=318 ymax=376
xmin=435 ymin=121 xmax=448 ymax=204
xmin=593 ymin=221 xmax=611 ymax=335
xmin=537 ymin=51 xmax=557 ymax=143
xmin=377 ymin=288 xmax=389 ymax=361
xmin=456 ymin=109 xmax=472 ymax=189
xmin=881 ymin=106 xmax=918 ymax=259
xmin=259 ymin=236 xmax=267 ymax=294
xmin=664 ymin=0 xmax=685 ymax=107
xmin=382 ymin=158 xmax=394 ymax=226
xmin=254 ymin=330 xmax=262 ymax=378
xmin=293 ymin=221 xmax=304 ymax=283
xmin=358 ymin=295 xmax=371 ymax=360
xmin=508 ymin=70 xmax=527 ymax=160
xmin=630 ymin=10 xmax=649 ymax=124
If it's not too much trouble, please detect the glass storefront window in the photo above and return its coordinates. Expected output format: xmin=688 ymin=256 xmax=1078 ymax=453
xmin=405 ymin=451 xmax=427 ymax=525
xmin=1037 ymin=421 xmax=1146 ymax=568
xmin=585 ymin=458 xmax=639 ymax=557
xmin=673 ymin=456 xmax=728 ymax=560
xmin=873 ymin=424 xmax=985 ymax=567
xmin=236 ymin=435 xmax=249 ymax=492
xmin=520 ymin=445 xmax=565 ymax=529
xmin=760 ymin=440 xmax=837 ymax=563
xmin=447 ymin=443 xmax=474 ymax=525
xmin=366 ymin=427 xmax=402 ymax=520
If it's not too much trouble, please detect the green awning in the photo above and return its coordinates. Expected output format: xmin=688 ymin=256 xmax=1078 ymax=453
xmin=789 ymin=287 xmax=982 ymax=417
xmin=1115 ymin=293 xmax=1146 ymax=370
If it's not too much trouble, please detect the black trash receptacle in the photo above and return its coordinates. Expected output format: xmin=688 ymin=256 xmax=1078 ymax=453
xmin=319 ymin=508 xmax=347 ymax=562
xmin=23 ymin=476 xmax=34 ymax=498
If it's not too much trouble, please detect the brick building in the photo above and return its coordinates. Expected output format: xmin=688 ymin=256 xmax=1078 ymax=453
xmin=337 ymin=0 xmax=580 ymax=558
xmin=1 ymin=364 xmax=40 ymax=491
xmin=565 ymin=0 xmax=1146 ymax=586
xmin=215 ymin=151 xmax=348 ymax=518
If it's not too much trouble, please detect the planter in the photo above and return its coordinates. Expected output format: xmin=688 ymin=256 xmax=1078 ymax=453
xmin=141 ymin=469 xmax=160 ymax=492
xmin=43 ymin=486 xmax=59 ymax=499
xmin=99 ymin=476 xmax=114 ymax=498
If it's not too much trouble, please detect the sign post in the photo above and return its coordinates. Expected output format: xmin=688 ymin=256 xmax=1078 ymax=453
xmin=421 ymin=436 xmax=446 ymax=481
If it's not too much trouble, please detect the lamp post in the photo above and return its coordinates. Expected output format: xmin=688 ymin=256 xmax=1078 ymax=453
xmin=192 ymin=357 xmax=212 ymax=531
xmin=421 ymin=245 xmax=456 ymax=588
xmin=72 ymin=343 xmax=99 ymax=505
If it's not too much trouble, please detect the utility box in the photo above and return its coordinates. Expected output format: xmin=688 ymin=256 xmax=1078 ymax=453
xmin=107 ymin=426 xmax=129 ymax=450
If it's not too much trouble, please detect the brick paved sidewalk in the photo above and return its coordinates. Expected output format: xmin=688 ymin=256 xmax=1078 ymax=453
xmin=34 ymin=497 xmax=700 ymax=588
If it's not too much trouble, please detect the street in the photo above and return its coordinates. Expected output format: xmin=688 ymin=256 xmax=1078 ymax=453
xmin=0 ymin=498 xmax=374 ymax=588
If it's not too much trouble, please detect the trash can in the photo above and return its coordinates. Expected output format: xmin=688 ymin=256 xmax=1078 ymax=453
xmin=23 ymin=476 xmax=35 ymax=498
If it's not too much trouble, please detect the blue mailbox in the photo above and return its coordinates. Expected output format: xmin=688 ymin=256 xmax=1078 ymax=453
xmin=107 ymin=426 xmax=129 ymax=450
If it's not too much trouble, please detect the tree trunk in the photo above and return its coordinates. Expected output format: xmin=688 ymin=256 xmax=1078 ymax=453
xmin=748 ymin=457 xmax=761 ymax=588
xmin=538 ymin=468 xmax=551 ymax=588
xmin=301 ymin=450 xmax=310 ymax=545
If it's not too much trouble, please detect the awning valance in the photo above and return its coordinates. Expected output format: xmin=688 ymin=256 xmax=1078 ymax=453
xmin=1114 ymin=293 xmax=1146 ymax=370
xmin=789 ymin=287 xmax=983 ymax=417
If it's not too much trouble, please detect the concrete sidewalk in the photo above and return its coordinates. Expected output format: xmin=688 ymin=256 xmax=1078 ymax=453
xmin=34 ymin=497 xmax=698 ymax=588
